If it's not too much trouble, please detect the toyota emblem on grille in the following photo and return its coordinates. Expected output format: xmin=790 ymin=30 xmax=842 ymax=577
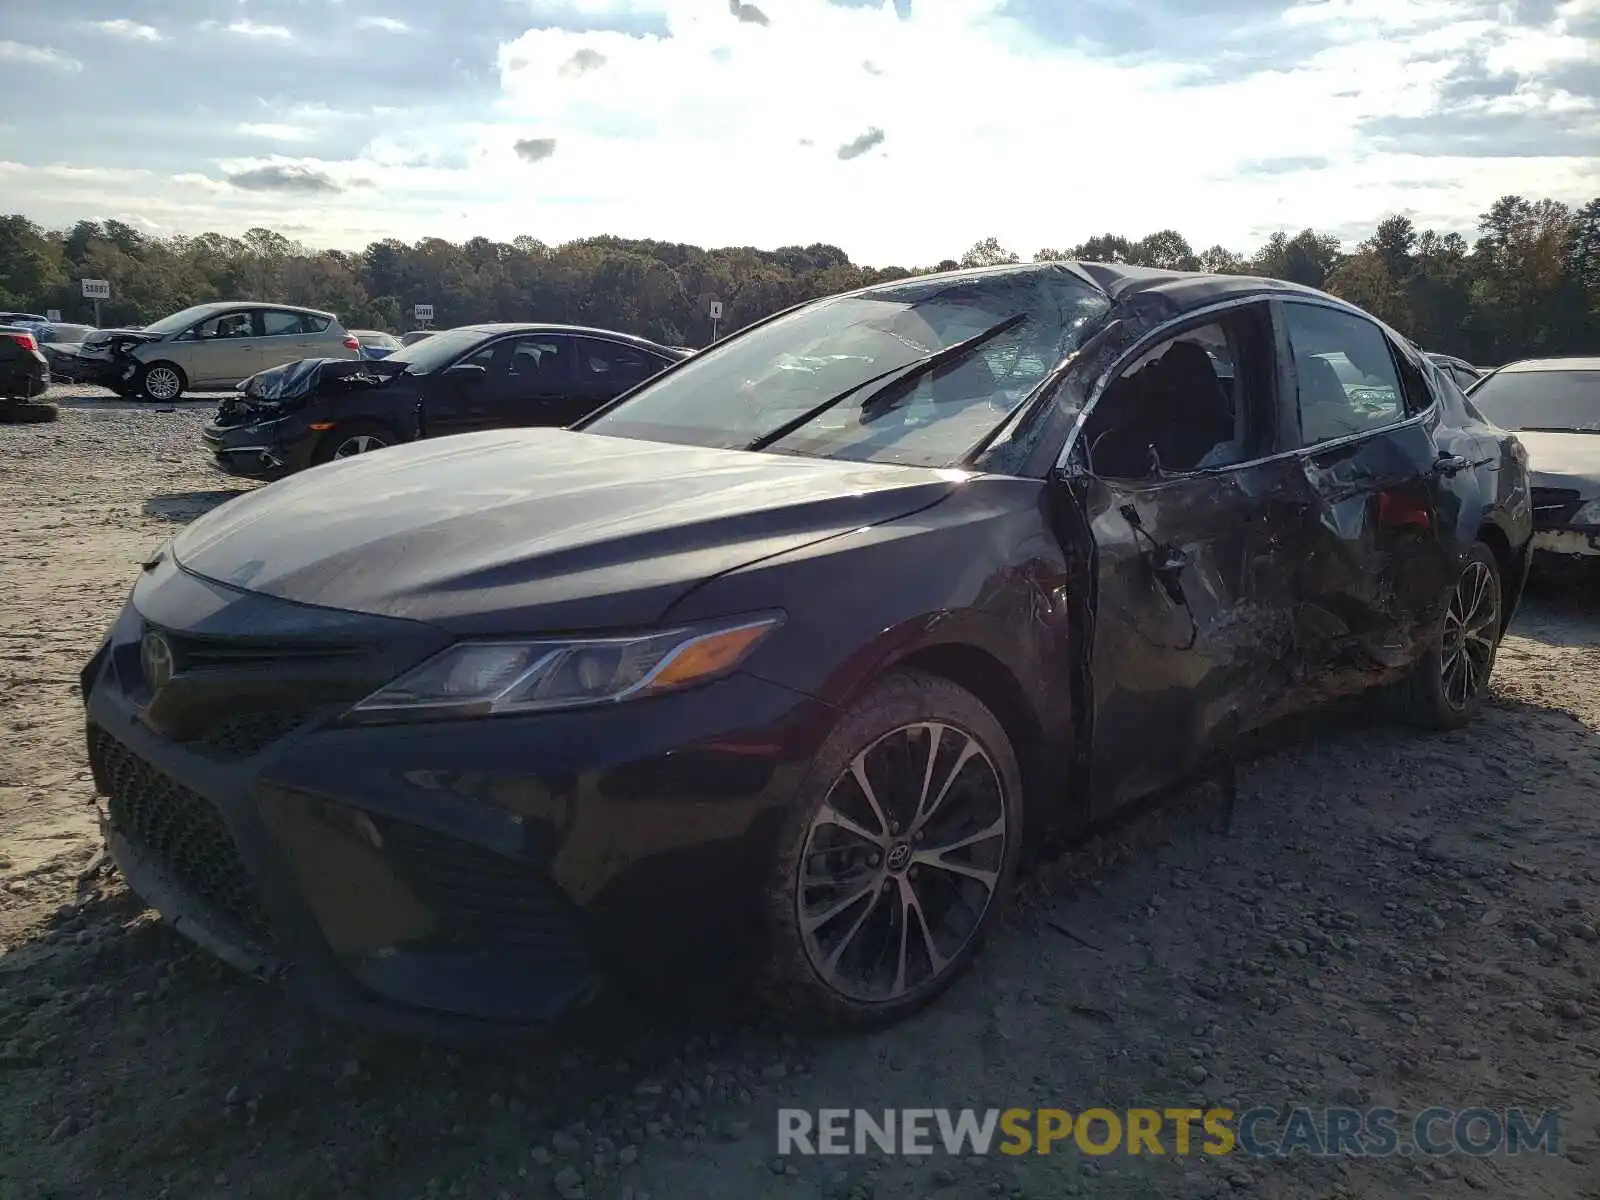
xmin=141 ymin=629 xmax=175 ymax=690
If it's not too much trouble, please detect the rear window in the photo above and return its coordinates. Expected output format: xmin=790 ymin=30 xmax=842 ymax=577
xmin=1467 ymin=369 xmax=1600 ymax=432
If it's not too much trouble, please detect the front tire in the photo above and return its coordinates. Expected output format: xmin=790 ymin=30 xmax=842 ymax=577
xmin=312 ymin=419 xmax=398 ymax=464
xmin=763 ymin=670 xmax=1023 ymax=1028
xmin=135 ymin=362 xmax=186 ymax=402
xmin=1393 ymin=541 xmax=1502 ymax=729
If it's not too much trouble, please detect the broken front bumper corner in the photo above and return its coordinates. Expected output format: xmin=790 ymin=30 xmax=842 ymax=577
xmin=1531 ymin=527 xmax=1600 ymax=559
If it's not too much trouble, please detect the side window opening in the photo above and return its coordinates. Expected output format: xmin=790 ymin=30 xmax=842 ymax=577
xmin=1081 ymin=309 xmax=1269 ymax=480
xmin=302 ymin=314 xmax=332 ymax=334
xmin=578 ymin=339 xmax=657 ymax=387
xmin=1393 ymin=344 xmax=1436 ymax=416
xmin=508 ymin=338 xmax=567 ymax=387
xmin=195 ymin=312 xmax=253 ymax=340
xmin=261 ymin=310 xmax=302 ymax=337
xmin=1284 ymin=304 xmax=1406 ymax=448
xmin=463 ymin=343 xmax=502 ymax=371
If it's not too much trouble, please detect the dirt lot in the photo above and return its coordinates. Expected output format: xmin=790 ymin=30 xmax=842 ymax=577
xmin=3 ymin=391 xmax=1600 ymax=1200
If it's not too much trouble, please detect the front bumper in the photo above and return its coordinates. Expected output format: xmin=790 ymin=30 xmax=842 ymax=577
xmin=52 ymin=352 xmax=122 ymax=388
xmin=81 ymin=565 xmax=833 ymax=1034
xmin=202 ymin=412 xmax=320 ymax=478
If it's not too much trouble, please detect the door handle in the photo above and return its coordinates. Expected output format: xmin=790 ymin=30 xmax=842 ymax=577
xmin=1432 ymin=453 xmax=1470 ymax=476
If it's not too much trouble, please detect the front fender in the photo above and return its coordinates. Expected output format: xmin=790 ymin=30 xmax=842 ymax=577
xmin=659 ymin=476 xmax=1083 ymax=818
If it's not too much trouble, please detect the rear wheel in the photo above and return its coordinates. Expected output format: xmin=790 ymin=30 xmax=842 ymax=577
xmin=135 ymin=362 xmax=186 ymax=402
xmin=762 ymin=670 xmax=1023 ymax=1028
xmin=1393 ymin=541 xmax=1502 ymax=728
xmin=312 ymin=419 xmax=397 ymax=464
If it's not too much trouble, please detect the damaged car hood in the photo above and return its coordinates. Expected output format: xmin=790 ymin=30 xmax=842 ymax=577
xmin=80 ymin=328 xmax=161 ymax=357
xmin=170 ymin=427 xmax=963 ymax=631
xmin=1514 ymin=431 xmax=1600 ymax=493
xmin=241 ymin=355 xmax=405 ymax=403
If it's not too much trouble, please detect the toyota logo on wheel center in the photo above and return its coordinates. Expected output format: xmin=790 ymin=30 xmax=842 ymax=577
xmin=140 ymin=629 xmax=174 ymax=690
xmin=885 ymin=842 xmax=912 ymax=872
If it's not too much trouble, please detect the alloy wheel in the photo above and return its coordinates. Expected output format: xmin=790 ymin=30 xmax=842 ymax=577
xmin=333 ymin=434 xmax=387 ymax=458
xmin=143 ymin=367 xmax=182 ymax=401
xmin=1440 ymin=558 xmax=1499 ymax=710
xmin=796 ymin=721 xmax=1009 ymax=1004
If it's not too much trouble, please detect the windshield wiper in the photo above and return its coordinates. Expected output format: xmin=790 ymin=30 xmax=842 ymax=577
xmin=744 ymin=312 xmax=1028 ymax=452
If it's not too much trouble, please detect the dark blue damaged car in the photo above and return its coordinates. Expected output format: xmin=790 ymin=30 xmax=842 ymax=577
xmin=82 ymin=261 xmax=1532 ymax=1034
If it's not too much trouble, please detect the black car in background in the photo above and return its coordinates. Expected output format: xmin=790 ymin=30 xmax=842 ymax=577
xmin=203 ymin=323 xmax=686 ymax=477
xmin=1466 ymin=356 xmax=1600 ymax=569
xmin=0 ymin=325 xmax=55 ymax=423
xmin=84 ymin=262 xmax=1532 ymax=1034
xmin=1426 ymin=351 xmax=1485 ymax=392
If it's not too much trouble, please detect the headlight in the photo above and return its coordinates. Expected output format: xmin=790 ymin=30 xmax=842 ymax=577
xmin=349 ymin=614 xmax=782 ymax=720
xmin=1572 ymin=498 xmax=1600 ymax=526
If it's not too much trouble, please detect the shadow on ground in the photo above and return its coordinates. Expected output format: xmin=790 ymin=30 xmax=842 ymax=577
xmin=142 ymin=490 xmax=251 ymax=522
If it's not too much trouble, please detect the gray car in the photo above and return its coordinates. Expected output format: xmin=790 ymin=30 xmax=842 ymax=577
xmin=1465 ymin=357 xmax=1600 ymax=569
xmin=68 ymin=302 xmax=360 ymax=401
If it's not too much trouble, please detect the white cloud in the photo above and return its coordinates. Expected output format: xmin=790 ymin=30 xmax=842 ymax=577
xmin=224 ymin=20 xmax=294 ymax=40
xmin=237 ymin=123 xmax=313 ymax=141
xmin=88 ymin=19 xmax=163 ymax=42
xmin=4 ymin=0 xmax=1597 ymax=261
xmin=0 ymin=40 xmax=82 ymax=71
xmin=356 ymin=16 xmax=411 ymax=33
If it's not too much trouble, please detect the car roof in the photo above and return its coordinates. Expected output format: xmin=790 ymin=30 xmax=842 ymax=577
xmin=182 ymin=300 xmax=338 ymax=319
xmin=445 ymin=323 xmax=677 ymax=351
xmin=846 ymin=259 xmax=1370 ymax=323
xmin=1493 ymin=357 xmax=1600 ymax=373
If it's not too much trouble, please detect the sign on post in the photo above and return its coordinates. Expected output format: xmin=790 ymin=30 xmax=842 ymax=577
xmin=81 ymin=279 xmax=110 ymax=326
xmin=413 ymin=303 xmax=434 ymax=324
xmin=708 ymin=298 xmax=723 ymax=342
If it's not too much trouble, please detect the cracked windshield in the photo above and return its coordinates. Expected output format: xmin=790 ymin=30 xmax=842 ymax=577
xmin=587 ymin=267 xmax=1110 ymax=466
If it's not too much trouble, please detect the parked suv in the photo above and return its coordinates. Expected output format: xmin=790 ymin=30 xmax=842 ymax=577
xmin=63 ymin=302 xmax=360 ymax=400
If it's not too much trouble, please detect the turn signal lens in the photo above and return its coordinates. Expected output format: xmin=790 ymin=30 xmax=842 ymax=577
xmin=637 ymin=621 xmax=780 ymax=693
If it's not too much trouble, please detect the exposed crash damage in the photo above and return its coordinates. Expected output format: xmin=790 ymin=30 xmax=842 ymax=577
xmin=83 ymin=261 xmax=1533 ymax=1035
xmin=47 ymin=328 xmax=160 ymax=392
xmin=206 ymin=357 xmax=409 ymax=476
xmin=203 ymin=323 xmax=686 ymax=478
xmin=51 ymin=303 xmax=364 ymax=401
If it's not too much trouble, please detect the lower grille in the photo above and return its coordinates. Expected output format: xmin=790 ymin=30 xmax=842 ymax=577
xmin=1532 ymin=486 xmax=1583 ymax=527
xmin=199 ymin=709 xmax=308 ymax=760
xmin=89 ymin=727 xmax=273 ymax=944
xmin=381 ymin=820 xmax=584 ymax=957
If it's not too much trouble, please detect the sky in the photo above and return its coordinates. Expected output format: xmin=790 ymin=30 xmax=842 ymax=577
xmin=0 ymin=0 xmax=1596 ymax=264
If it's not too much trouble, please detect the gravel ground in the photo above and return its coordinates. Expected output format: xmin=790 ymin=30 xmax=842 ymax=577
xmin=3 ymin=394 xmax=1600 ymax=1200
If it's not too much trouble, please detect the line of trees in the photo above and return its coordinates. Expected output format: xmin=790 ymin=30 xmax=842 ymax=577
xmin=1 ymin=194 xmax=1595 ymax=365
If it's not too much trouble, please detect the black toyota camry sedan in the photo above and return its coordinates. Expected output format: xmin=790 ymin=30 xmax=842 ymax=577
xmin=82 ymin=262 xmax=1532 ymax=1033
xmin=203 ymin=323 xmax=686 ymax=478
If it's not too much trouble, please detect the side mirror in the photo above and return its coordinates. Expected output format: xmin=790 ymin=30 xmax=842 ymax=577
xmin=442 ymin=363 xmax=487 ymax=382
